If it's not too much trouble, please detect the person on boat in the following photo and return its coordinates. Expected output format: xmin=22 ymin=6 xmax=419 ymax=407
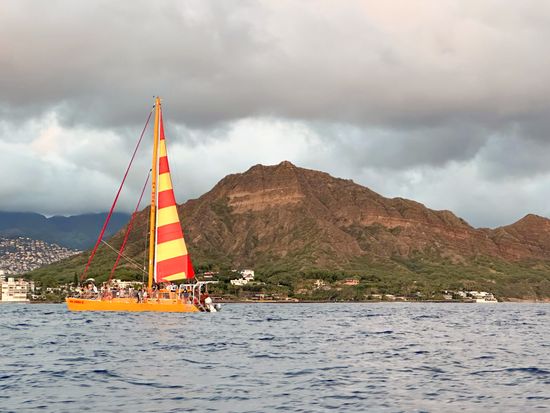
xmin=102 ymin=288 xmax=112 ymax=301
xmin=84 ymin=282 xmax=97 ymax=298
xmin=136 ymin=288 xmax=143 ymax=303
xmin=170 ymin=283 xmax=178 ymax=299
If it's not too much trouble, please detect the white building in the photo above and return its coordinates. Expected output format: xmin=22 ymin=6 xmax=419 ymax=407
xmin=314 ymin=279 xmax=326 ymax=289
xmin=468 ymin=290 xmax=498 ymax=303
xmin=1 ymin=277 xmax=32 ymax=302
xmin=230 ymin=278 xmax=249 ymax=286
xmin=240 ymin=270 xmax=255 ymax=280
xmin=230 ymin=270 xmax=256 ymax=286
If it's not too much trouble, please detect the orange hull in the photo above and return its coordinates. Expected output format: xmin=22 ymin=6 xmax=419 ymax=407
xmin=66 ymin=297 xmax=200 ymax=312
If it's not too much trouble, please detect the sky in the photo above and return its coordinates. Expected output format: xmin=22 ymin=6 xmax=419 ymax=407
xmin=2 ymin=0 xmax=550 ymax=228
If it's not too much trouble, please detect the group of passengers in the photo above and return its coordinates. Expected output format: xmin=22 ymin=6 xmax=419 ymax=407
xmin=76 ymin=282 xmax=133 ymax=300
xmin=75 ymin=280 xmax=209 ymax=307
xmin=149 ymin=283 xmax=210 ymax=306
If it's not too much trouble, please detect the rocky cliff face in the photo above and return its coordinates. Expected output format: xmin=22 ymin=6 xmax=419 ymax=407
xmin=116 ymin=161 xmax=549 ymax=271
xmin=485 ymin=214 xmax=550 ymax=260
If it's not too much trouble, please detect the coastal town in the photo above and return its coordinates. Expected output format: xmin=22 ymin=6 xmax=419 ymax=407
xmin=0 ymin=272 xmax=500 ymax=303
xmin=0 ymin=237 xmax=80 ymax=275
xmin=0 ymin=237 xmax=499 ymax=304
xmin=0 ymin=260 xmax=500 ymax=303
xmin=0 ymin=237 xmax=80 ymax=302
xmin=225 ymin=270 xmax=498 ymax=303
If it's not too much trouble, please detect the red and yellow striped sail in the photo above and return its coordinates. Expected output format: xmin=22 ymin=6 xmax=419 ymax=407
xmin=154 ymin=110 xmax=195 ymax=282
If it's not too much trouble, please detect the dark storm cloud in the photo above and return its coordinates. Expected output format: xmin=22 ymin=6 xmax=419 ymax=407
xmin=0 ymin=0 xmax=277 ymax=128
xmin=310 ymin=121 xmax=491 ymax=171
xmin=2 ymin=0 xmax=550 ymax=132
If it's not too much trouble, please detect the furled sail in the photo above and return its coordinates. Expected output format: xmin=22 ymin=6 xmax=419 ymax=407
xmin=154 ymin=109 xmax=195 ymax=282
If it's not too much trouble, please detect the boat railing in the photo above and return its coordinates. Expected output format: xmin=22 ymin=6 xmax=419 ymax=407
xmin=174 ymin=280 xmax=218 ymax=310
xmin=72 ymin=280 xmax=218 ymax=309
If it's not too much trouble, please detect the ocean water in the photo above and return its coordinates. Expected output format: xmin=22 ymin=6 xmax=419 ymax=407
xmin=0 ymin=303 xmax=548 ymax=413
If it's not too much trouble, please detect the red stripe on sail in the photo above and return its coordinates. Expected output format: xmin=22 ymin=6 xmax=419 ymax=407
xmin=156 ymin=222 xmax=183 ymax=244
xmin=156 ymin=255 xmax=195 ymax=281
xmin=157 ymin=189 xmax=176 ymax=209
xmin=159 ymin=156 xmax=170 ymax=174
xmin=157 ymin=255 xmax=186 ymax=279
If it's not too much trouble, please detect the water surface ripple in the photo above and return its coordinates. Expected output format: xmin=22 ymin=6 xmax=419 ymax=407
xmin=0 ymin=303 xmax=548 ymax=412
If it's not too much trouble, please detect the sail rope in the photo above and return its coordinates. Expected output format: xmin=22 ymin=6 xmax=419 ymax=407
xmin=107 ymin=170 xmax=151 ymax=284
xmin=80 ymin=107 xmax=154 ymax=282
xmin=100 ymin=240 xmax=147 ymax=275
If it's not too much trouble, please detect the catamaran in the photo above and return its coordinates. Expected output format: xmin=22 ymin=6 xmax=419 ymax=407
xmin=66 ymin=97 xmax=218 ymax=312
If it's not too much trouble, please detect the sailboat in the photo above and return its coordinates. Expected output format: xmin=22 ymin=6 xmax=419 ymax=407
xmin=66 ymin=97 xmax=218 ymax=312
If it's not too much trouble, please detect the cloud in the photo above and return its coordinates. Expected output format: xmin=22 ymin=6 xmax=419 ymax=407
xmin=2 ymin=0 xmax=550 ymax=226
xmin=3 ymin=0 xmax=550 ymax=129
xmin=0 ymin=114 xmax=149 ymax=215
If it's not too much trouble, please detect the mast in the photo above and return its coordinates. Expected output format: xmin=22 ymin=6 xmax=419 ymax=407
xmin=147 ymin=97 xmax=161 ymax=291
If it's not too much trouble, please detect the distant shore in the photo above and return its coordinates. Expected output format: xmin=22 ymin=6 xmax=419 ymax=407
xmin=29 ymin=297 xmax=548 ymax=304
xmin=217 ymin=299 xmax=550 ymax=304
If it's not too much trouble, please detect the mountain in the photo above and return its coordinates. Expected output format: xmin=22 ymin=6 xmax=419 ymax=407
xmin=0 ymin=212 xmax=130 ymax=250
xmin=173 ymin=161 xmax=550 ymax=264
xmin=28 ymin=162 xmax=550 ymax=299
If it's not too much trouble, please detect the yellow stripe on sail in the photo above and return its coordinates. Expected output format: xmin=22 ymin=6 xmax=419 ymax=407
xmin=158 ymin=172 xmax=173 ymax=192
xmin=157 ymin=205 xmax=179 ymax=227
xmin=164 ymin=272 xmax=187 ymax=281
xmin=156 ymin=238 xmax=188 ymax=262
xmin=159 ymin=140 xmax=167 ymax=157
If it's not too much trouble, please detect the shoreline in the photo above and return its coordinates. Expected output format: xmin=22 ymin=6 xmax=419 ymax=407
xmin=18 ymin=298 xmax=550 ymax=305
xmin=217 ymin=299 xmax=550 ymax=304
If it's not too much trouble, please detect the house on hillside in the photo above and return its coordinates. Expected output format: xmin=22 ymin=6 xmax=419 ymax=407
xmin=230 ymin=269 xmax=255 ymax=286
xmin=240 ymin=270 xmax=255 ymax=280
xmin=314 ymin=279 xmax=326 ymax=289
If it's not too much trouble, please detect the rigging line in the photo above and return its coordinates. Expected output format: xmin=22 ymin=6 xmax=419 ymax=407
xmin=81 ymin=107 xmax=154 ymax=282
xmin=101 ymin=240 xmax=147 ymax=275
xmin=108 ymin=170 xmax=151 ymax=284
xmin=101 ymin=240 xmax=143 ymax=268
